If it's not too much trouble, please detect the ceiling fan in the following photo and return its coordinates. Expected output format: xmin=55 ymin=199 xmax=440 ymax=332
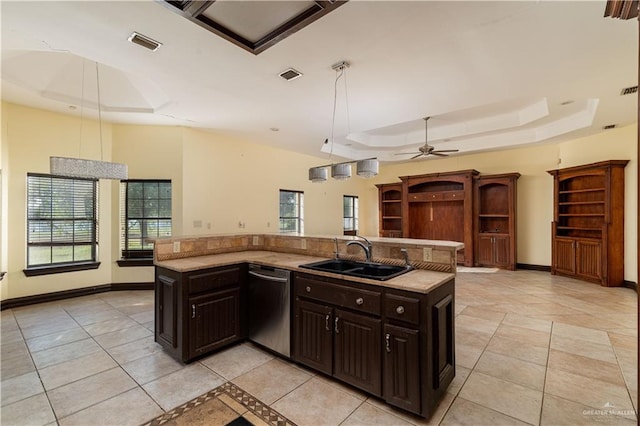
xmin=395 ymin=117 xmax=459 ymax=159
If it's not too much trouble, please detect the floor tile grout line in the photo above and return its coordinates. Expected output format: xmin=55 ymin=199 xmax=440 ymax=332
xmin=608 ymin=336 xmax=640 ymax=420
xmin=537 ymin=320 xmax=555 ymax=426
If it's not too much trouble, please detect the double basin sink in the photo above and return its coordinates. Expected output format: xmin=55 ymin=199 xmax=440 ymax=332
xmin=300 ymin=258 xmax=413 ymax=281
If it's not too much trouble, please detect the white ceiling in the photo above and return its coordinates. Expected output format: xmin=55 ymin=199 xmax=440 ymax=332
xmin=1 ymin=1 xmax=637 ymax=163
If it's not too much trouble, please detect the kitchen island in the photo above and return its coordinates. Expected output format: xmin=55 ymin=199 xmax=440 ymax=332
xmin=153 ymin=234 xmax=460 ymax=418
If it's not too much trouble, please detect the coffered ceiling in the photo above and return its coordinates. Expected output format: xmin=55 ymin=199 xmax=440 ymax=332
xmin=1 ymin=1 xmax=637 ymax=162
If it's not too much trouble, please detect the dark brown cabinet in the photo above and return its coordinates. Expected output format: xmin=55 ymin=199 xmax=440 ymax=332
xmin=376 ymin=183 xmax=403 ymax=238
xmin=155 ymin=265 xmax=245 ymax=362
xmin=548 ymin=160 xmax=628 ymax=286
xmin=474 ymin=173 xmax=520 ymax=270
xmin=293 ymin=272 xmax=455 ymax=418
xmin=293 ymin=274 xmax=382 ymax=395
xmin=383 ymin=323 xmax=420 ymax=413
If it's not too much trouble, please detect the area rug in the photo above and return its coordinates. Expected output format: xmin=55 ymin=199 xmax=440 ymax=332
xmin=143 ymin=382 xmax=296 ymax=426
xmin=456 ymin=267 xmax=499 ymax=273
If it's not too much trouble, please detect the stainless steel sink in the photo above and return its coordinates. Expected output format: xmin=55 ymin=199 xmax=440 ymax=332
xmin=299 ymin=259 xmax=413 ymax=281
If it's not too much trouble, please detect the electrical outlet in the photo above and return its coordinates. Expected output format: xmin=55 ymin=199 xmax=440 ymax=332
xmin=300 ymin=239 xmax=307 ymax=250
xmin=253 ymin=236 xmax=259 ymax=246
xmin=173 ymin=241 xmax=181 ymax=253
xmin=193 ymin=220 xmax=202 ymax=228
xmin=423 ymin=247 xmax=433 ymax=262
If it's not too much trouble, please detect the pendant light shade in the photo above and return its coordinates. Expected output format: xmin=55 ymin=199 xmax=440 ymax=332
xmin=356 ymin=158 xmax=379 ymax=178
xmin=331 ymin=163 xmax=351 ymax=180
xmin=51 ymin=157 xmax=128 ymax=180
xmin=308 ymin=166 xmax=328 ymax=183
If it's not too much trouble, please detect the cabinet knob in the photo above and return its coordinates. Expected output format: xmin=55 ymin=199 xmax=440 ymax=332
xmin=396 ymin=305 xmax=405 ymax=315
xmin=355 ymin=297 xmax=364 ymax=305
xmin=305 ymin=286 xmax=311 ymax=293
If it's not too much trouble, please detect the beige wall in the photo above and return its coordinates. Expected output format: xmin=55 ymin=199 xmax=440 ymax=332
xmin=2 ymin=103 xmax=114 ymax=299
xmin=370 ymin=125 xmax=637 ymax=281
xmin=1 ymin=102 xmax=637 ymax=300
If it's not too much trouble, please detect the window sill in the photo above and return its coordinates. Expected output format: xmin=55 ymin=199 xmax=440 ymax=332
xmin=23 ymin=262 xmax=101 ymax=277
xmin=117 ymin=259 xmax=154 ymax=267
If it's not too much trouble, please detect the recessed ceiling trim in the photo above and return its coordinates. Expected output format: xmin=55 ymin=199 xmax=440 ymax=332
xmin=161 ymin=0 xmax=348 ymax=55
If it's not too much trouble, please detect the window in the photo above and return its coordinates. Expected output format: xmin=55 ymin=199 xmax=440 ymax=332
xmin=120 ymin=180 xmax=171 ymax=260
xmin=26 ymin=173 xmax=98 ymax=274
xmin=343 ymin=195 xmax=359 ymax=235
xmin=279 ymin=190 xmax=304 ymax=233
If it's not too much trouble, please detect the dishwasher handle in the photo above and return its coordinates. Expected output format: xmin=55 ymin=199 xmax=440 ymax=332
xmin=248 ymin=270 xmax=289 ymax=283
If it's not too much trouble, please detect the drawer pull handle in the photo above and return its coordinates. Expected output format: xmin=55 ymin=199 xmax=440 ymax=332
xmin=325 ymin=314 xmax=330 ymax=331
xmin=305 ymin=286 xmax=311 ymax=293
xmin=396 ymin=305 xmax=405 ymax=315
xmin=192 ymin=304 xmax=196 ymax=319
xmin=355 ymin=297 xmax=364 ymax=306
xmin=385 ymin=333 xmax=391 ymax=353
xmin=335 ymin=317 xmax=340 ymax=334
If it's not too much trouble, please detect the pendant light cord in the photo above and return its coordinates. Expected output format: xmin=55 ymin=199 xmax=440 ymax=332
xmin=95 ymin=62 xmax=104 ymax=162
xmin=79 ymin=59 xmax=86 ymax=157
xmin=328 ymin=66 xmax=345 ymax=163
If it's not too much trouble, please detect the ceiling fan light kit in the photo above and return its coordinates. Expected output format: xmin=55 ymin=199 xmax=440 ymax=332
xmin=396 ymin=116 xmax=459 ymax=159
xmin=308 ymin=60 xmax=379 ymax=183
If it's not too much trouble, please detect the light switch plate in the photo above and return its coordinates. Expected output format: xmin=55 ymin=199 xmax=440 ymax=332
xmin=173 ymin=241 xmax=181 ymax=253
xmin=253 ymin=236 xmax=259 ymax=246
xmin=423 ymin=247 xmax=433 ymax=262
xmin=300 ymin=239 xmax=307 ymax=250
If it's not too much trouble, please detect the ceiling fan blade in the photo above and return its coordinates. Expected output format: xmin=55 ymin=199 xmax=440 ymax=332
xmin=394 ymin=151 xmax=420 ymax=156
xmin=410 ymin=153 xmax=424 ymax=160
xmin=430 ymin=152 xmax=449 ymax=157
xmin=432 ymin=149 xmax=459 ymax=153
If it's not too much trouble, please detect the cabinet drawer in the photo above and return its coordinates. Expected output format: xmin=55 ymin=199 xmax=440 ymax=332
xmin=408 ymin=192 xmax=442 ymax=202
xmin=187 ymin=267 xmax=241 ymax=294
xmin=442 ymin=190 xmax=464 ymax=201
xmin=384 ymin=294 xmax=420 ymax=325
xmin=296 ymin=276 xmax=381 ymax=316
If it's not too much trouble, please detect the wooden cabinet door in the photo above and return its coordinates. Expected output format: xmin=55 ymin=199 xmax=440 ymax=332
xmin=554 ymin=238 xmax=576 ymax=275
xmin=576 ymin=240 xmax=602 ymax=282
xmin=294 ymin=299 xmax=333 ymax=375
xmin=156 ymin=274 xmax=178 ymax=349
xmin=334 ymin=309 xmax=382 ymax=395
xmin=383 ymin=323 xmax=420 ymax=415
xmin=188 ymin=288 xmax=240 ymax=358
xmin=476 ymin=235 xmax=494 ymax=265
xmin=493 ymin=235 xmax=510 ymax=268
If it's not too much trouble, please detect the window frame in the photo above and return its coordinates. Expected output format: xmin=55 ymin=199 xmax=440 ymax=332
xmin=279 ymin=189 xmax=304 ymax=234
xmin=24 ymin=173 xmax=100 ymax=276
xmin=119 ymin=179 xmax=172 ymax=265
xmin=343 ymin=194 xmax=359 ymax=235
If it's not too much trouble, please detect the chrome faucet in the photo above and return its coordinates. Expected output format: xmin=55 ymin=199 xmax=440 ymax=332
xmin=346 ymin=235 xmax=373 ymax=263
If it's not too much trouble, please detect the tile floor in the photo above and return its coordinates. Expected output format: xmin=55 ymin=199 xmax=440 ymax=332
xmin=1 ymin=269 xmax=637 ymax=425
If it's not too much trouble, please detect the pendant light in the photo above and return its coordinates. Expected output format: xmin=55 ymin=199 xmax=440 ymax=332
xmin=50 ymin=60 xmax=128 ymax=180
xmin=308 ymin=60 xmax=378 ymax=182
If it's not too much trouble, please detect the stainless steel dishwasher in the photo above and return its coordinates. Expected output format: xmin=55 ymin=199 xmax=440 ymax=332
xmin=247 ymin=264 xmax=291 ymax=357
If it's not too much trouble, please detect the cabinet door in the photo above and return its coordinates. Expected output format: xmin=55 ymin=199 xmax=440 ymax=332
xmin=156 ymin=274 xmax=178 ymax=348
xmin=493 ymin=235 xmax=510 ymax=268
xmin=294 ymin=299 xmax=333 ymax=375
xmin=334 ymin=309 xmax=382 ymax=395
xmin=476 ymin=235 xmax=494 ymax=265
xmin=576 ymin=240 xmax=602 ymax=282
xmin=554 ymin=239 xmax=576 ymax=275
xmin=383 ymin=323 xmax=421 ymax=415
xmin=188 ymin=287 xmax=240 ymax=359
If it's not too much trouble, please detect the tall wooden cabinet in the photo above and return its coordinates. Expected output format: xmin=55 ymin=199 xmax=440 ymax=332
xmin=376 ymin=183 xmax=403 ymax=238
xmin=547 ymin=160 xmax=628 ymax=287
xmin=474 ymin=173 xmax=520 ymax=270
xmin=400 ymin=170 xmax=478 ymax=266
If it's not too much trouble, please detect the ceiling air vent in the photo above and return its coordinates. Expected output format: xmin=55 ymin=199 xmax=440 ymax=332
xmin=128 ymin=32 xmax=162 ymax=52
xmin=603 ymin=124 xmax=617 ymax=130
xmin=279 ymin=68 xmax=303 ymax=81
xmin=620 ymin=85 xmax=637 ymax=96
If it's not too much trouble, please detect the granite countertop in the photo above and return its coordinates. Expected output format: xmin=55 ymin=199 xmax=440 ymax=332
xmin=154 ymin=251 xmax=454 ymax=294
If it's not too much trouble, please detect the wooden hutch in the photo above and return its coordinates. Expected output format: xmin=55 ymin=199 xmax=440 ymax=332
xmin=377 ymin=169 xmax=519 ymax=269
xmin=547 ymin=160 xmax=628 ymax=287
